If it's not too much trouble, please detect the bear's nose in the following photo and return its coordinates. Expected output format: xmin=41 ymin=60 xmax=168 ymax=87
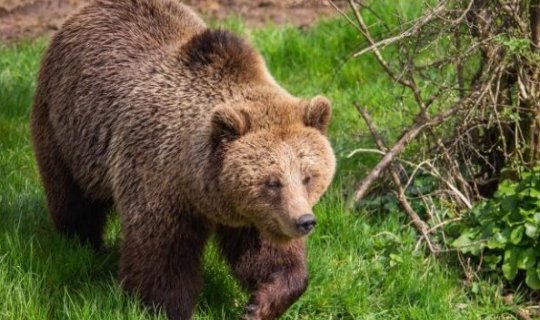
xmin=296 ymin=214 xmax=316 ymax=234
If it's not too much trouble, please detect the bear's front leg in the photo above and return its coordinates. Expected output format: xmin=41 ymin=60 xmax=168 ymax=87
xmin=217 ymin=226 xmax=308 ymax=320
xmin=119 ymin=205 xmax=210 ymax=320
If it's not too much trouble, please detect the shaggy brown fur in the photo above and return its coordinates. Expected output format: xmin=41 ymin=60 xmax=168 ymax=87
xmin=30 ymin=1 xmax=336 ymax=319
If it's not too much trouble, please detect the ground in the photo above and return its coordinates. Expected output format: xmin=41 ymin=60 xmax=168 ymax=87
xmin=0 ymin=0 xmax=345 ymax=41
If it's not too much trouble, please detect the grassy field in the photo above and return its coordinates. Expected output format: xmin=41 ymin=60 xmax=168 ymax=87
xmin=0 ymin=4 xmax=527 ymax=320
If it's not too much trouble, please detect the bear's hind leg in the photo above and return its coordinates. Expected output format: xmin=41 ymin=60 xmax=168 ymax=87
xmin=31 ymin=106 xmax=109 ymax=249
xmin=38 ymin=152 xmax=109 ymax=250
xmin=217 ymin=226 xmax=308 ymax=320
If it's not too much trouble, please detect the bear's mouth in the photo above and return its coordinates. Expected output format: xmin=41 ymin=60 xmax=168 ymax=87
xmin=258 ymin=218 xmax=300 ymax=243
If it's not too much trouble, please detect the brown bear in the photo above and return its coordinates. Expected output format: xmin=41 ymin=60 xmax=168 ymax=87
xmin=30 ymin=0 xmax=336 ymax=319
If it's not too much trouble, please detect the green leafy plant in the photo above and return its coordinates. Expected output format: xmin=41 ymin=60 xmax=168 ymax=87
xmin=452 ymin=167 xmax=540 ymax=289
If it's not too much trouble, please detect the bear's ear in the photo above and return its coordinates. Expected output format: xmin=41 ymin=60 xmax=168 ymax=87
xmin=210 ymin=106 xmax=251 ymax=145
xmin=304 ymin=95 xmax=331 ymax=134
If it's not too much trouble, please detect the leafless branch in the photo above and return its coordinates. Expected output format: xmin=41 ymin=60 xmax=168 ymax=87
xmin=355 ymin=104 xmax=440 ymax=253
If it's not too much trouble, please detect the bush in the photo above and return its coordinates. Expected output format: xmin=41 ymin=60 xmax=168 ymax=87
xmin=452 ymin=167 xmax=540 ymax=289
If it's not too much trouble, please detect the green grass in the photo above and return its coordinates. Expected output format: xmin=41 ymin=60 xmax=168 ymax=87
xmin=0 ymin=4 xmax=527 ymax=319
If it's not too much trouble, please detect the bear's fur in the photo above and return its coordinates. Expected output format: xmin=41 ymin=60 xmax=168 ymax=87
xmin=30 ymin=1 xmax=336 ymax=319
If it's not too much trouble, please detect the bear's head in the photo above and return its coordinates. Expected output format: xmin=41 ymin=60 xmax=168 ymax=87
xmin=210 ymin=95 xmax=336 ymax=242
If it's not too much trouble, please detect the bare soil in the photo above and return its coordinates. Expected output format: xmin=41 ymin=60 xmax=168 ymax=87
xmin=0 ymin=0 xmax=344 ymax=42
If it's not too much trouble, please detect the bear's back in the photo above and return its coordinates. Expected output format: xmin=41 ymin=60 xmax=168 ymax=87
xmin=40 ymin=0 xmax=206 ymax=104
xmin=35 ymin=0 xmax=208 ymax=199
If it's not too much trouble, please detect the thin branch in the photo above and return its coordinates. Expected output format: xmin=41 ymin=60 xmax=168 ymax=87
xmin=347 ymin=148 xmax=386 ymax=157
xmin=355 ymin=104 xmax=440 ymax=253
xmin=352 ymin=1 xmax=448 ymax=58
xmin=347 ymin=0 xmax=413 ymax=88
xmin=327 ymin=0 xmax=363 ymax=33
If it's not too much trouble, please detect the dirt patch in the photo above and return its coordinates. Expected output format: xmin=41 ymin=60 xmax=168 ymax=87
xmin=0 ymin=0 xmax=345 ymax=42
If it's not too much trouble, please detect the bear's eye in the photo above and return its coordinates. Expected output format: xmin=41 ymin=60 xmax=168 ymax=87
xmin=265 ymin=178 xmax=282 ymax=189
xmin=302 ymin=175 xmax=312 ymax=185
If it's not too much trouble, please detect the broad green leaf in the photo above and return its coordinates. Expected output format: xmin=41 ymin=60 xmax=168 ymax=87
xmin=521 ymin=171 xmax=532 ymax=179
xmin=517 ymin=248 xmax=536 ymax=270
xmin=480 ymin=223 xmax=499 ymax=237
xmin=504 ymin=209 xmax=526 ymax=226
xmin=487 ymin=232 xmax=507 ymax=249
xmin=525 ymin=223 xmax=538 ymax=238
xmin=484 ymin=254 xmax=502 ymax=270
xmin=528 ymin=188 xmax=540 ymax=199
xmin=452 ymin=232 xmax=472 ymax=248
xmin=510 ymin=225 xmax=524 ymax=244
xmin=497 ymin=180 xmax=516 ymax=197
xmin=500 ymin=195 xmax=518 ymax=212
xmin=502 ymin=248 xmax=518 ymax=280
xmin=477 ymin=211 xmax=497 ymax=225
xmin=534 ymin=212 xmax=540 ymax=224
xmin=519 ymin=208 xmax=535 ymax=218
xmin=471 ymin=202 xmax=489 ymax=219
xmin=526 ymin=266 xmax=540 ymax=289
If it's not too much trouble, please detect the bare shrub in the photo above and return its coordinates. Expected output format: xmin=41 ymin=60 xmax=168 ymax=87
xmin=331 ymin=0 xmax=540 ymax=252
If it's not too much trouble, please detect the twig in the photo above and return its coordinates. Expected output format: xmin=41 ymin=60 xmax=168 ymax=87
xmin=347 ymin=148 xmax=385 ymax=157
xmin=355 ymin=104 xmax=440 ymax=253
xmin=327 ymin=0 xmax=363 ymax=34
xmin=352 ymin=1 xmax=448 ymax=58
xmin=347 ymin=0 xmax=413 ymax=87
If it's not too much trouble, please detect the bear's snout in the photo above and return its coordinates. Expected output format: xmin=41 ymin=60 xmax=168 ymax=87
xmin=296 ymin=214 xmax=316 ymax=235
